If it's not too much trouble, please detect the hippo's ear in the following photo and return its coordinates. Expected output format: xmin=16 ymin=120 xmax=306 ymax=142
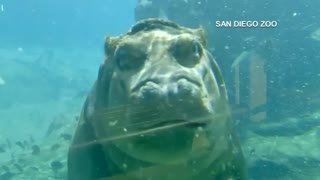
xmin=89 ymin=36 xmax=120 ymax=109
xmin=194 ymin=27 xmax=207 ymax=47
xmin=104 ymin=36 xmax=120 ymax=57
xmin=206 ymin=50 xmax=228 ymax=101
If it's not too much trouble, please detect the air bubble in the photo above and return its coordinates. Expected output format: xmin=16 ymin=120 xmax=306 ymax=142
xmin=122 ymin=163 xmax=127 ymax=169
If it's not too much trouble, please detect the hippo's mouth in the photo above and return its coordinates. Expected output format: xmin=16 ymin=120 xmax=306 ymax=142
xmin=126 ymin=98 xmax=212 ymax=131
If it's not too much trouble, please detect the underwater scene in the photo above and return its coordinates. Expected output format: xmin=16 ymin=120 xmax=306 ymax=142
xmin=0 ymin=0 xmax=320 ymax=179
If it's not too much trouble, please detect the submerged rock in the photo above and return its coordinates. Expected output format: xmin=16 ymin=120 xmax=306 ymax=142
xmin=51 ymin=161 xmax=63 ymax=171
xmin=0 ymin=172 xmax=14 ymax=180
xmin=31 ymin=145 xmax=40 ymax=155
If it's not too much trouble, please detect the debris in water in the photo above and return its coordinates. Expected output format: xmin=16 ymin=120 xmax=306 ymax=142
xmin=14 ymin=164 xmax=23 ymax=172
xmin=23 ymin=140 xmax=29 ymax=149
xmin=16 ymin=141 xmax=25 ymax=150
xmin=249 ymin=147 xmax=256 ymax=155
xmin=17 ymin=158 xmax=26 ymax=164
xmin=30 ymin=166 xmax=39 ymax=171
xmin=31 ymin=145 xmax=40 ymax=155
xmin=0 ymin=77 xmax=5 ymax=85
xmin=51 ymin=144 xmax=61 ymax=151
xmin=2 ymin=165 xmax=10 ymax=172
xmin=311 ymin=27 xmax=320 ymax=41
xmin=29 ymin=136 xmax=34 ymax=144
xmin=0 ymin=4 xmax=4 ymax=12
xmin=46 ymin=114 xmax=66 ymax=137
xmin=17 ymin=47 xmax=24 ymax=52
xmin=50 ymin=161 xmax=63 ymax=171
xmin=108 ymin=120 xmax=118 ymax=126
xmin=0 ymin=144 xmax=6 ymax=153
xmin=60 ymin=133 xmax=72 ymax=141
xmin=6 ymin=138 xmax=11 ymax=149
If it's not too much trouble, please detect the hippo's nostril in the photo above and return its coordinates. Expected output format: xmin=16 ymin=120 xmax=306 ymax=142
xmin=140 ymin=82 xmax=161 ymax=98
xmin=132 ymin=79 xmax=160 ymax=93
xmin=177 ymin=79 xmax=192 ymax=92
xmin=173 ymin=75 xmax=201 ymax=88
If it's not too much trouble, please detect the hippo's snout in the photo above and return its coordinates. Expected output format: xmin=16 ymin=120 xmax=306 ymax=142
xmin=132 ymin=75 xmax=202 ymax=104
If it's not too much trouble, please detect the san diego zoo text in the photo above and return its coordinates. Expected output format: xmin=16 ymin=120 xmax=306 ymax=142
xmin=216 ymin=20 xmax=278 ymax=28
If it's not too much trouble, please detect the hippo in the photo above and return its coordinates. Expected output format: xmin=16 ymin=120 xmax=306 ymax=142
xmin=68 ymin=18 xmax=247 ymax=180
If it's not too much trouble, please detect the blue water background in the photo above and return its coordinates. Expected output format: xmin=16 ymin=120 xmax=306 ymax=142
xmin=0 ymin=0 xmax=320 ymax=179
xmin=0 ymin=0 xmax=136 ymax=48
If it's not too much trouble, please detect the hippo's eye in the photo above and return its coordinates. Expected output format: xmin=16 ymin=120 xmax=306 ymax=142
xmin=171 ymin=38 xmax=203 ymax=68
xmin=115 ymin=45 xmax=146 ymax=71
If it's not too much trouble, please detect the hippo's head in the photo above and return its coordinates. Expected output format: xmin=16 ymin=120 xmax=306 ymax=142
xmin=83 ymin=18 xmax=231 ymax=163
